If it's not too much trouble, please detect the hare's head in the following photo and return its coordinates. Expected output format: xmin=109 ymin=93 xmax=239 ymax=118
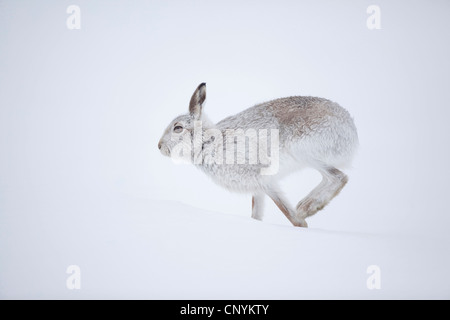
xmin=158 ymin=83 xmax=208 ymax=158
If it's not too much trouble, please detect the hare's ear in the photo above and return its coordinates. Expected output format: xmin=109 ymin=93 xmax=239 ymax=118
xmin=189 ymin=83 xmax=206 ymax=119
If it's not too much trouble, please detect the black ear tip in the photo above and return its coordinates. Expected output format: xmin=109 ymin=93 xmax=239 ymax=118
xmin=199 ymin=82 xmax=206 ymax=88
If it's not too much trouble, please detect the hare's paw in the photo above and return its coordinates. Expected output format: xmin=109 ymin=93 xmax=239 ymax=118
xmin=292 ymin=217 xmax=308 ymax=228
xmin=296 ymin=197 xmax=325 ymax=219
xmin=251 ymin=213 xmax=263 ymax=221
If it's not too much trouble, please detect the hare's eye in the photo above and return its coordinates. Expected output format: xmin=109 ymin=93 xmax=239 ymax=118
xmin=173 ymin=125 xmax=183 ymax=133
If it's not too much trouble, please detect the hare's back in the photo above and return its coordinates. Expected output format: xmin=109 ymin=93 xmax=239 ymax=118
xmin=216 ymin=96 xmax=358 ymax=167
xmin=217 ymin=96 xmax=355 ymax=136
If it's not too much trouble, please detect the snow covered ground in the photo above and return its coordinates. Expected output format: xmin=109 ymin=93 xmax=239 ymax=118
xmin=1 ymin=190 xmax=449 ymax=299
xmin=1 ymin=0 xmax=450 ymax=299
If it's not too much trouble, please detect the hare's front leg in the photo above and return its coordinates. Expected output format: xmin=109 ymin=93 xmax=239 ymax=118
xmin=266 ymin=189 xmax=308 ymax=228
xmin=296 ymin=166 xmax=348 ymax=219
xmin=251 ymin=193 xmax=265 ymax=221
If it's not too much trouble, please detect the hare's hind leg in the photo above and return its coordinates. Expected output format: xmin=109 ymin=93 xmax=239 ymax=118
xmin=266 ymin=188 xmax=308 ymax=228
xmin=296 ymin=166 xmax=348 ymax=219
xmin=251 ymin=193 xmax=265 ymax=221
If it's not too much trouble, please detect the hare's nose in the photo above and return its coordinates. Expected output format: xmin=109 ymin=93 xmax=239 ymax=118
xmin=158 ymin=141 xmax=162 ymax=149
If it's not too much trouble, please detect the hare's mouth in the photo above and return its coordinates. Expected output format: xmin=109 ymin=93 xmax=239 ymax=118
xmin=160 ymin=145 xmax=170 ymax=157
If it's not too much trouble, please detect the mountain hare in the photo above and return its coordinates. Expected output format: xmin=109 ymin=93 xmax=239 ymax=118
xmin=158 ymin=83 xmax=358 ymax=227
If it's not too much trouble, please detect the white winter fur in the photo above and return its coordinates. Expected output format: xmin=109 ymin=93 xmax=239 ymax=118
xmin=158 ymin=83 xmax=358 ymax=228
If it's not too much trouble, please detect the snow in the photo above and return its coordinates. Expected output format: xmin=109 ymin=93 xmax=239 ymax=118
xmin=1 ymin=190 xmax=449 ymax=299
